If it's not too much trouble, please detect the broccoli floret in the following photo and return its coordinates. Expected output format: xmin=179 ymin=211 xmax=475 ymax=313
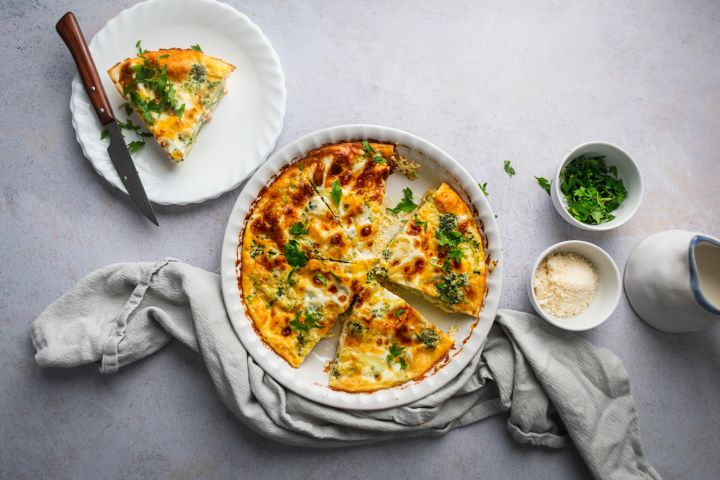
xmin=438 ymin=213 xmax=457 ymax=234
xmin=347 ymin=321 xmax=365 ymax=337
xmin=190 ymin=63 xmax=206 ymax=83
xmin=436 ymin=272 xmax=468 ymax=305
xmin=417 ymin=329 xmax=440 ymax=349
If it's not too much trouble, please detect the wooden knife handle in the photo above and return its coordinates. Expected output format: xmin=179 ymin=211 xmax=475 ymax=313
xmin=56 ymin=12 xmax=115 ymax=125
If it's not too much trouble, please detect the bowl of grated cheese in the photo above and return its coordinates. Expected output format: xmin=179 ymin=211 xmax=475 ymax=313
xmin=528 ymin=240 xmax=621 ymax=331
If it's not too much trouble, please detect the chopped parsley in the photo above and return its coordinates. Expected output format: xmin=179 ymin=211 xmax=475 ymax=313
xmin=478 ymin=182 xmax=489 ymax=196
xmin=313 ymin=272 xmax=327 ymax=286
xmin=436 ymin=272 xmax=468 ymax=305
xmin=120 ymin=102 xmax=133 ymax=115
xmin=190 ymin=44 xmax=202 ymax=52
xmin=127 ymin=140 xmax=146 ymax=154
xmin=117 ymin=118 xmax=152 ymax=137
xmin=387 ymin=188 xmax=417 ymax=216
xmin=535 ymin=176 xmax=551 ymax=195
xmin=560 ymin=155 xmax=627 ymax=225
xmin=503 ymin=160 xmax=516 ymax=177
xmin=289 ymin=222 xmax=309 ymax=236
xmin=394 ymin=308 xmax=407 ymax=318
xmin=100 ymin=129 xmax=109 ymax=140
xmin=363 ymin=141 xmax=387 ymax=164
xmin=122 ymin=40 xmax=186 ymax=124
xmin=413 ymin=215 xmax=428 ymax=233
xmin=417 ymin=329 xmax=440 ymax=349
xmin=331 ymin=180 xmax=342 ymax=206
xmin=283 ymin=240 xmax=308 ymax=268
xmin=386 ymin=342 xmax=407 ymax=369
xmin=436 ymin=213 xmax=465 ymax=272
xmin=289 ymin=307 xmax=323 ymax=332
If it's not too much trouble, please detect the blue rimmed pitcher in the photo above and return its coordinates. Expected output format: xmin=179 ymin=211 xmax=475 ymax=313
xmin=625 ymin=230 xmax=720 ymax=333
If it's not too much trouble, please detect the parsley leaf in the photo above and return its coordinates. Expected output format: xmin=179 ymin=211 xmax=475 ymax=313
xmin=289 ymin=309 xmax=322 ymax=332
xmin=313 ymin=272 xmax=327 ymax=286
xmin=394 ymin=308 xmax=407 ymax=318
xmin=120 ymin=102 xmax=133 ymax=115
xmin=372 ymin=155 xmax=387 ymax=164
xmin=331 ymin=180 xmax=342 ymax=206
xmin=190 ymin=44 xmax=202 ymax=52
xmin=362 ymin=140 xmax=376 ymax=154
xmin=503 ymin=160 xmax=516 ymax=177
xmin=478 ymin=182 xmax=489 ymax=196
xmin=386 ymin=342 xmax=407 ymax=369
xmin=284 ymin=240 xmax=308 ymax=268
xmin=413 ymin=215 xmax=428 ymax=233
xmin=289 ymin=222 xmax=309 ymax=236
xmin=135 ymin=40 xmax=146 ymax=55
xmin=560 ymin=155 xmax=627 ymax=225
xmin=127 ymin=140 xmax=145 ymax=154
xmin=100 ymin=129 xmax=109 ymax=140
xmin=387 ymin=188 xmax=417 ymax=216
xmin=535 ymin=176 xmax=551 ymax=195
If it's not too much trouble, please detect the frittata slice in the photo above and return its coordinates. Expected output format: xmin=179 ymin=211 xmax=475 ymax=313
xmin=329 ymin=280 xmax=453 ymax=392
xmin=241 ymin=256 xmax=365 ymax=368
xmin=107 ymin=45 xmax=235 ymax=162
xmin=379 ymin=183 xmax=486 ymax=316
xmin=300 ymin=141 xmax=393 ymax=259
xmin=243 ymin=161 xmax=359 ymax=262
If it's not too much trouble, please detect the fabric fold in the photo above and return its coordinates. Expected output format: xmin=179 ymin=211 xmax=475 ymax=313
xmin=31 ymin=259 xmax=660 ymax=480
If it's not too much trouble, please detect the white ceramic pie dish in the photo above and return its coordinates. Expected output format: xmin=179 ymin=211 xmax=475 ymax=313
xmin=69 ymin=0 xmax=286 ymax=205
xmin=220 ymin=125 xmax=503 ymax=410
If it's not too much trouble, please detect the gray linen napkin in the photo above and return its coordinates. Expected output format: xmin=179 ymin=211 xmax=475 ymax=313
xmin=31 ymin=258 xmax=659 ymax=480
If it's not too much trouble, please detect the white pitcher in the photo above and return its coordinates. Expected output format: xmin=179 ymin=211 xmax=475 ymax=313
xmin=624 ymin=230 xmax=720 ymax=333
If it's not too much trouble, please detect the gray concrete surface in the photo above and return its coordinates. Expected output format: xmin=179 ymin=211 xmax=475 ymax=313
xmin=2 ymin=0 xmax=720 ymax=478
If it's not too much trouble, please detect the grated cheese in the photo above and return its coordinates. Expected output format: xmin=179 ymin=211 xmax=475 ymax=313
xmin=534 ymin=252 xmax=599 ymax=318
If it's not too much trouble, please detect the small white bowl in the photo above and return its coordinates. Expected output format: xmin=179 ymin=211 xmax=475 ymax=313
xmin=528 ymin=240 xmax=621 ymax=331
xmin=551 ymin=142 xmax=643 ymax=231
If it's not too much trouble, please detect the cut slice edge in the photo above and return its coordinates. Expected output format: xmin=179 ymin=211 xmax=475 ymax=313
xmin=329 ymin=281 xmax=454 ymax=392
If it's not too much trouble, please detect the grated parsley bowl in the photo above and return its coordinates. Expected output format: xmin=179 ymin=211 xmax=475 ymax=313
xmin=551 ymin=142 xmax=643 ymax=231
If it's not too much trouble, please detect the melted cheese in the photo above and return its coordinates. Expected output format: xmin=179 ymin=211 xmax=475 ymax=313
xmin=107 ymin=48 xmax=235 ymax=163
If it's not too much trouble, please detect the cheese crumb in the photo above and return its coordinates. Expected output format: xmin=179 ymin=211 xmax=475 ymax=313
xmin=533 ymin=252 xmax=599 ymax=318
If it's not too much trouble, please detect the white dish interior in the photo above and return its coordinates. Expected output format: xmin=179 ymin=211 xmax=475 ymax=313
xmin=220 ymin=125 xmax=503 ymax=410
xmin=528 ymin=240 xmax=621 ymax=331
xmin=69 ymin=0 xmax=286 ymax=205
xmin=551 ymin=141 xmax=643 ymax=231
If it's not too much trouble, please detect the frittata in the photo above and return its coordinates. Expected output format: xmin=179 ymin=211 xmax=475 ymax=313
xmin=108 ymin=44 xmax=235 ymax=162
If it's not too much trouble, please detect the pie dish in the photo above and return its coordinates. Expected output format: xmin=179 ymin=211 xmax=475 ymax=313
xmin=221 ymin=125 xmax=503 ymax=410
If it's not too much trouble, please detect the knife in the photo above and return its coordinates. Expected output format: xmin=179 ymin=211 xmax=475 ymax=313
xmin=56 ymin=12 xmax=159 ymax=226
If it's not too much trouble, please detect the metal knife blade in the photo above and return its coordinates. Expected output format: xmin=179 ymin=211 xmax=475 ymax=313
xmin=105 ymin=123 xmax=159 ymax=226
xmin=56 ymin=12 xmax=158 ymax=226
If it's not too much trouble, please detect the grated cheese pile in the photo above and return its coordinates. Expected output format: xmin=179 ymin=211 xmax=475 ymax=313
xmin=534 ymin=252 xmax=599 ymax=317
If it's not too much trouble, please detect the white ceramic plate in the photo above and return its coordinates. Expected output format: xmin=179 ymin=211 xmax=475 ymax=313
xmin=220 ymin=125 xmax=503 ymax=410
xmin=70 ymin=0 xmax=286 ymax=205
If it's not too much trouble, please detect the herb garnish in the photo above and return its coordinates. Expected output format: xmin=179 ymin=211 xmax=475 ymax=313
xmin=394 ymin=308 xmax=407 ymax=318
xmin=117 ymin=118 xmax=153 ymax=137
xmin=413 ymin=215 xmax=428 ymax=233
xmin=478 ymin=182 xmax=489 ymax=196
xmin=331 ymin=180 xmax=342 ymax=206
xmin=100 ymin=129 xmax=109 ymax=140
xmin=284 ymin=240 xmax=308 ymax=268
xmin=313 ymin=272 xmax=327 ymax=286
xmin=120 ymin=102 xmax=133 ymax=115
xmin=535 ymin=176 xmax=551 ymax=195
xmin=436 ymin=213 xmax=465 ymax=272
xmin=386 ymin=342 xmax=407 ymax=370
xmin=560 ymin=155 xmax=627 ymax=225
xmin=387 ymin=188 xmax=417 ymax=216
xmin=289 ymin=222 xmax=309 ymax=236
xmin=289 ymin=309 xmax=322 ymax=332
xmin=127 ymin=140 xmax=146 ymax=154
xmin=503 ymin=160 xmax=516 ymax=177
xmin=123 ymin=40 xmax=186 ymax=125
xmin=190 ymin=44 xmax=202 ymax=52
xmin=362 ymin=140 xmax=387 ymax=164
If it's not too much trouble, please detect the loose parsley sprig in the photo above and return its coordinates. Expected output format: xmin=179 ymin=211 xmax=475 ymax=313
xmin=503 ymin=160 xmax=516 ymax=177
xmin=535 ymin=176 xmax=551 ymax=195
xmin=362 ymin=140 xmax=387 ymax=164
xmin=387 ymin=188 xmax=417 ymax=216
xmin=477 ymin=182 xmax=489 ymax=196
